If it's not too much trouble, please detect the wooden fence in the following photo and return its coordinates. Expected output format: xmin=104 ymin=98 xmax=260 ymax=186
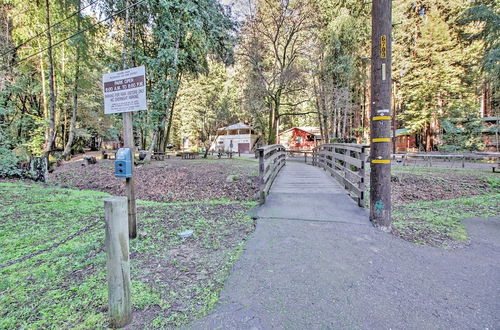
xmin=396 ymin=152 xmax=499 ymax=171
xmin=312 ymin=143 xmax=368 ymax=207
xmin=258 ymin=144 xmax=286 ymax=204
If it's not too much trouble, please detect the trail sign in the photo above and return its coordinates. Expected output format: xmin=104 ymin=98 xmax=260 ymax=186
xmin=103 ymin=66 xmax=147 ymax=114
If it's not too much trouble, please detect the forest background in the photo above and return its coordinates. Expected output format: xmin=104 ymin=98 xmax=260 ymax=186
xmin=0 ymin=0 xmax=498 ymax=174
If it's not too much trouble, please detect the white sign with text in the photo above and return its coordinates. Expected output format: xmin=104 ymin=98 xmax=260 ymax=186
xmin=103 ymin=66 xmax=147 ymax=114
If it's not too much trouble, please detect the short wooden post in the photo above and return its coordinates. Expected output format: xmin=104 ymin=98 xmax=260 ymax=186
xmin=345 ymin=149 xmax=349 ymax=190
xmin=104 ymin=197 xmax=132 ymax=328
xmin=258 ymin=148 xmax=266 ymax=204
xmin=462 ymin=155 xmax=465 ymax=168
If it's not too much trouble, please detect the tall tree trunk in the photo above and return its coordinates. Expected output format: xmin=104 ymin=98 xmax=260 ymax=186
xmin=44 ymin=0 xmax=56 ymax=180
xmin=425 ymin=123 xmax=431 ymax=152
xmin=157 ymin=128 xmax=164 ymax=151
xmin=160 ymin=75 xmax=181 ymax=151
xmin=146 ymin=130 xmax=159 ymax=161
xmin=267 ymin=101 xmax=274 ymax=145
xmin=163 ymin=81 xmax=180 ymax=151
xmin=332 ymin=107 xmax=337 ymax=138
xmin=316 ymin=105 xmax=324 ymax=144
xmin=39 ymin=55 xmax=48 ymax=132
xmin=323 ymin=113 xmax=329 ymax=142
xmin=275 ymin=114 xmax=280 ymax=144
xmin=61 ymin=0 xmax=82 ymax=160
xmin=321 ymin=83 xmax=329 ymax=142
xmin=145 ymin=79 xmax=179 ymax=160
xmin=312 ymin=76 xmax=325 ymax=142
xmin=145 ymin=27 xmax=181 ymax=161
xmin=342 ymin=106 xmax=348 ymax=138
xmin=270 ymin=91 xmax=282 ymax=144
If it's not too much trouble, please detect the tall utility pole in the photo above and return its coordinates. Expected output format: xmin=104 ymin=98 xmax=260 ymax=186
xmin=370 ymin=0 xmax=392 ymax=230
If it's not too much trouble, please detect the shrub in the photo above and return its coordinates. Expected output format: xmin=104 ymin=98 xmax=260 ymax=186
xmin=0 ymin=147 xmax=22 ymax=178
xmin=440 ymin=115 xmax=485 ymax=152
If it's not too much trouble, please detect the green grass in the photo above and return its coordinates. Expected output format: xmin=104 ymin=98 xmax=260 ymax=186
xmin=393 ymin=193 xmax=500 ymax=246
xmin=482 ymin=176 xmax=500 ymax=189
xmin=0 ymin=182 xmax=255 ymax=329
xmin=386 ymin=167 xmax=499 ymax=246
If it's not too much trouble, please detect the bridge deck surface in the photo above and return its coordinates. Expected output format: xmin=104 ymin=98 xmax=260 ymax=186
xmin=189 ymin=162 xmax=500 ymax=329
xmin=256 ymin=162 xmax=368 ymax=224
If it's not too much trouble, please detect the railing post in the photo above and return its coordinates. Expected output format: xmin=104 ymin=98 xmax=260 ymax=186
xmin=258 ymin=148 xmax=265 ymax=204
xmin=345 ymin=149 xmax=350 ymax=190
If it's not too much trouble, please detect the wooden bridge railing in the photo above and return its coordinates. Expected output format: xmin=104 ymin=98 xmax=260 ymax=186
xmin=258 ymin=144 xmax=286 ymax=204
xmin=285 ymin=150 xmax=314 ymax=164
xmin=312 ymin=143 xmax=368 ymax=207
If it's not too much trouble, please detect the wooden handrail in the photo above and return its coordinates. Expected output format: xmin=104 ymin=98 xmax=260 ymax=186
xmin=258 ymin=144 xmax=286 ymax=204
xmin=312 ymin=143 xmax=368 ymax=207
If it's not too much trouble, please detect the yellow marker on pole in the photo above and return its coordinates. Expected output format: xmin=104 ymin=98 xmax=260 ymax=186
xmin=373 ymin=138 xmax=391 ymax=142
xmin=373 ymin=116 xmax=392 ymax=121
xmin=381 ymin=35 xmax=387 ymax=59
xmin=371 ymin=159 xmax=391 ymax=164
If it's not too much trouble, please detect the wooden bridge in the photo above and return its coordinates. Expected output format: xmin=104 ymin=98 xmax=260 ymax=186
xmin=192 ymin=143 xmax=500 ymax=329
xmin=257 ymin=143 xmax=369 ymax=211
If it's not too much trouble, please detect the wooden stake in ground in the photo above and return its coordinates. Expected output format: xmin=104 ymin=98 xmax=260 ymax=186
xmin=104 ymin=197 xmax=132 ymax=327
xmin=370 ymin=0 xmax=392 ymax=229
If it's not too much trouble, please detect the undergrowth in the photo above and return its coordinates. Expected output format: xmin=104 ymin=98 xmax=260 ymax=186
xmin=0 ymin=182 xmax=255 ymax=329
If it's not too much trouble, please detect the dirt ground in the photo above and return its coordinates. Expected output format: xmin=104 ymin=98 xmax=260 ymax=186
xmin=48 ymin=157 xmax=260 ymax=202
xmin=126 ymin=201 xmax=255 ymax=328
xmin=388 ymin=167 xmax=499 ymax=247
xmin=390 ymin=169 xmax=493 ymax=205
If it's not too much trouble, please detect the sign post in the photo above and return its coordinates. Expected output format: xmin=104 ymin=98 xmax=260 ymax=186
xmin=103 ymin=65 xmax=147 ymax=239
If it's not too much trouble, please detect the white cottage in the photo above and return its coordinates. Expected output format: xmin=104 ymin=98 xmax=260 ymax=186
xmin=211 ymin=122 xmax=259 ymax=154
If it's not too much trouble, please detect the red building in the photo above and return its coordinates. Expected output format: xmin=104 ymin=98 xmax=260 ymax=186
xmin=278 ymin=127 xmax=322 ymax=151
xmin=394 ymin=128 xmax=417 ymax=152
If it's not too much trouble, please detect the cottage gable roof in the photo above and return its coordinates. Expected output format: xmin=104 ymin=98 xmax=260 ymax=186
xmin=218 ymin=122 xmax=252 ymax=131
xmin=280 ymin=127 xmax=321 ymax=135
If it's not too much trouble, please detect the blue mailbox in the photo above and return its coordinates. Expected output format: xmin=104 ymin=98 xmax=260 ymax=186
xmin=115 ymin=148 xmax=133 ymax=178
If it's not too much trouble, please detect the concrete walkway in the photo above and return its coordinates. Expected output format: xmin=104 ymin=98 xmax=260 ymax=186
xmin=190 ymin=163 xmax=500 ymax=329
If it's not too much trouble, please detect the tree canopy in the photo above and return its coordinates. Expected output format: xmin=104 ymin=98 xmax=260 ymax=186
xmin=0 ymin=0 xmax=496 ymax=172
